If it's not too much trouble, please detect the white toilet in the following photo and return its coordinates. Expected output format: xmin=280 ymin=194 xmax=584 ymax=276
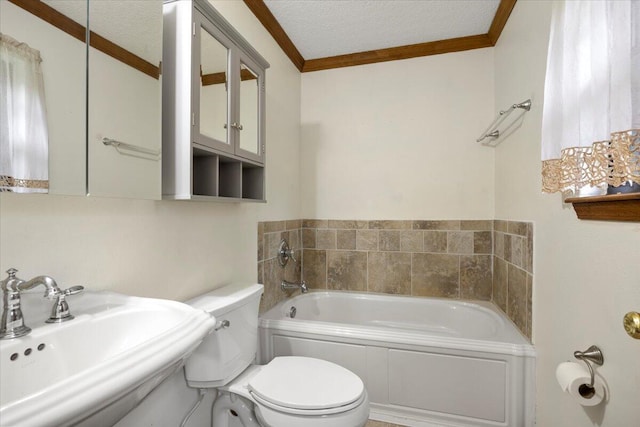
xmin=185 ymin=283 xmax=369 ymax=427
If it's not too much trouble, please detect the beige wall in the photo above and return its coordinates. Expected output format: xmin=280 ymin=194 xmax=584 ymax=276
xmin=0 ymin=0 xmax=302 ymax=302
xmin=300 ymin=48 xmax=496 ymax=220
xmin=494 ymin=1 xmax=640 ymax=426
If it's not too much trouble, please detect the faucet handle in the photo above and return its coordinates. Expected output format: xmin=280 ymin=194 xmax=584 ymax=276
xmin=64 ymin=285 xmax=84 ymax=296
xmin=278 ymin=239 xmax=297 ymax=267
xmin=46 ymin=285 xmax=84 ymax=323
xmin=6 ymin=268 xmax=18 ymax=278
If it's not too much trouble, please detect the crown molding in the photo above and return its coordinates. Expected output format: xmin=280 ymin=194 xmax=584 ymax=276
xmin=247 ymin=0 xmax=518 ymax=72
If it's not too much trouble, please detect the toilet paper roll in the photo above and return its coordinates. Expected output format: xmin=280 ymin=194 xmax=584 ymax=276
xmin=555 ymin=362 xmax=605 ymax=406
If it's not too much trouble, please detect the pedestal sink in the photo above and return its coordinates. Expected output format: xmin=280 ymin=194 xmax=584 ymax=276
xmin=0 ymin=290 xmax=215 ymax=427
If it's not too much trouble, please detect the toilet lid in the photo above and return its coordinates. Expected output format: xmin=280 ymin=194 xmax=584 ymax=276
xmin=248 ymin=356 xmax=365 ymax=412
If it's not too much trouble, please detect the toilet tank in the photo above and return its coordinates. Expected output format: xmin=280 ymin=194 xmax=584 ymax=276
xmin=184 ymin=283 xmax=263 ymax=388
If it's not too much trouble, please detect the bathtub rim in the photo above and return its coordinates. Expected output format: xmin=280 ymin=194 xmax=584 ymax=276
xmin=259 ymin=290 xmax=535 ymax=358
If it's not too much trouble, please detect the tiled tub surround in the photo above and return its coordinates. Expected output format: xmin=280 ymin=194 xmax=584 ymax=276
xmin=258 ymin=219 xmax=533 ymax=339
xmin=493 ymin=220 xmax=534 ymax=338
xmin=257 ymin=220 xmax=302 ymax=314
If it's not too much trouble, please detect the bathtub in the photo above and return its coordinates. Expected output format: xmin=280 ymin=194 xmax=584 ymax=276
xmin=259 ymin=291 xmax=535 ymax=427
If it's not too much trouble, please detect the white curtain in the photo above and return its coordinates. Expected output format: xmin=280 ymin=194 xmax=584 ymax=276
xmin=541 ymin=0 xmax=640 ymax=194
xmin=0 ymin=33 xmax=49 ymax=193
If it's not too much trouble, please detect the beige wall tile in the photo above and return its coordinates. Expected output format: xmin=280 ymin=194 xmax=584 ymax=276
xmin=460 ymin=255 xmax=492 ymax=300
xmin=282 ymin=230 xmax=300 ymax=255
xmin=259 ymin=258 xmax=291 ymax=314
xmin=327 ymin=251 xmax=368 ymax=291
xmin=356 ymin=229 xmax=378 ymax=251
xmin=423 ymin=230 xmax=447 ymax=253
xmin=337 ymin=229 xmax=357 ymax=250
xmin=473 ymin=231 xmax=492 ymax=254
xmin=286 ymin=219 xmax=302 ymax=230
xmin=369 ymin=220 xmax=412 ymax=229
xmin=302 ymin=219 xmax=328 ymax=228
xmin=493 ymin=257 xmax=508 ymax=313
xmin=507 ymin=264 xmax=527 ymax=333
xmin=413 ymin=220 xmax=460 ymax=230
xmin=379 ymin=230 xmax=400 ymax=251
xmin=508 ymin=221 xmax=528 ymax=236
xmin=265 ymin=232 xmax=283 ymax=260
xmin=412 ymin=253 xmax=460 ymax=298
xmin=302 ymin=249 xmax=327 ymax=289
xmin=368 ymin=252 xmax=411 ymax=295
xmin=511 ymin=236 xmax=525 ymax=269
xmin=258 ymin=223 xmax=265 ymax=262
xmin=302 ymin=228 xmax=316 ymax=248
xmin=264 ymin=221 xmax=286 ymax=233
xmin=447 ymin=231 xmax=473 ymax=254
xmin=494 ymin=231 xmax=505 ymax=259
xmin=400 ymin=230 xmax=423 ymax=252
xmin=503 ymin=234 xmax=512 ymax=263
xmin=525 ymin=225 xmax=534 ymax=274
xmin=461 ymin=220 xmax=493 ymax=231
xmin=494 ymin=219 xmax=508 ymax=232
xmin=328 ymin=220 xmax=369 ymax=229
xmin=284 ymin=249 xmax=302 ymax=283
xmin=316 ymin=229 xmax=337 ymax=250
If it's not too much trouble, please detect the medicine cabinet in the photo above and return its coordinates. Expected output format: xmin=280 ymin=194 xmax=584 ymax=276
xmin=162 ymin=0 xmax=269 ymax=201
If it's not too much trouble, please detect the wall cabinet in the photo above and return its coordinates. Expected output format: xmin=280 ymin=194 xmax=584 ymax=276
xmin=162 ymin=0 xmax=269 ymax=201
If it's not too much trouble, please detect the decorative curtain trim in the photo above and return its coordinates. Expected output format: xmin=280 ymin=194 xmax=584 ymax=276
xmin=542 ymin=129 xmax=640 ymax=194
xmin=0 ymin=174 xmax=49 ymax=193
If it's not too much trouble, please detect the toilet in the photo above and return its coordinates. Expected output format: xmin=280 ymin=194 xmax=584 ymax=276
xmin=184 ymin=283 xmax=369 ymax=427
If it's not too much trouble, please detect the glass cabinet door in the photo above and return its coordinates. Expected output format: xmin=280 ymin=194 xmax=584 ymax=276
xmin=192 ymin=8 xmax=265 ymax=165
xmin=194 ymin=11 xmax=232 ymax=154
xmin=236 ymin=61 xmax=262 ymax=162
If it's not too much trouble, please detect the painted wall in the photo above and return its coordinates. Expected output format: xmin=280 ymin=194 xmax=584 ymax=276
xmin=493 ymin=1 xmax=640 ymax=426
xmin=300 ymin=48 xmax=496 ymax=220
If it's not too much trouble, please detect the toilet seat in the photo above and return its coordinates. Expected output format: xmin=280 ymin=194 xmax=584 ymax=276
xmin=248 ymin=356 xmax=365 ymax=416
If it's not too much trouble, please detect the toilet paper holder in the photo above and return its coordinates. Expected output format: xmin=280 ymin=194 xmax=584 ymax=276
xmin=573 ymin=345 xmax=604 ymax=398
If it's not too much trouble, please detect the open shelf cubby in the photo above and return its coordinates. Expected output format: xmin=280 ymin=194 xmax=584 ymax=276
xmin=191 ymin=145 xmax=264 ymax=201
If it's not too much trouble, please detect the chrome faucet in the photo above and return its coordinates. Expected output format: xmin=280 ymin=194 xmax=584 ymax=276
xmin=0 ymin=268 xmax=84 ymax=339
xmin=281 ymin=280 xmax=308 ymax=293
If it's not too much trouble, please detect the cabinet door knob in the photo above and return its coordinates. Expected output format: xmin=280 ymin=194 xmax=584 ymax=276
xmin=230 ymin=122 xmax=243 ymax=131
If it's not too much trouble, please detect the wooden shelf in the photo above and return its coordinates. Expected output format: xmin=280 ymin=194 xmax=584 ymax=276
xmin=565 ymin=193 xmax=640 ymax=222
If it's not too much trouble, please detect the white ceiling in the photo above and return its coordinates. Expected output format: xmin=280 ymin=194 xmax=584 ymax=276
xmin=263 ymin=0 xmax=501 ymax=60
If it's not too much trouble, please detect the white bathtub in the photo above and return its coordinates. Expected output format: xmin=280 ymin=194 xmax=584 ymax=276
xmin=259 ymin=291 xmax=535 ymax=427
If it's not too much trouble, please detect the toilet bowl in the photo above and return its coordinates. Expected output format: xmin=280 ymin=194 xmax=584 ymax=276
xmin=185 ymin=283 xmax=369 ymax=427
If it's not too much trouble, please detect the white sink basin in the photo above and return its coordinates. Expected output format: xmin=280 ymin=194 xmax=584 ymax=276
xmin=0 ymin=290 xmax=215 ymax=427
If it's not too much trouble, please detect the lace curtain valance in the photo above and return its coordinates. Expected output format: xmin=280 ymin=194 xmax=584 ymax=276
xmin=541 ymin=0 xmax=639 ymax=195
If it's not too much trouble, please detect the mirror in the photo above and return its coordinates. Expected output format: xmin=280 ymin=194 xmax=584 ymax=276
xmin=199 ymin=27 xmax=229 ymax=146
xmin=0 ymin=0 xmax=162 ymax=199
xmin=87 ymin=0 xmax=162 ymax=199
xmin=1 ymin=0 xmax=87 ymax=195
xmin=238 ymin=62 xmax=259 ymax=155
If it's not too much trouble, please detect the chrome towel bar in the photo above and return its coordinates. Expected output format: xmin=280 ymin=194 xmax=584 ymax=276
xmin=102 ymin=137 xmax=161 ymax=160
xmin=476 ymin=99 xmax=531 ymax=146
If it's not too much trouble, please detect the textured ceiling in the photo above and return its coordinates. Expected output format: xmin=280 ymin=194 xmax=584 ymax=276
xmin=263 ymin=0 xmax=501 ymax=60
xmin=41 ymin=0 xmax=162 ymax=64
